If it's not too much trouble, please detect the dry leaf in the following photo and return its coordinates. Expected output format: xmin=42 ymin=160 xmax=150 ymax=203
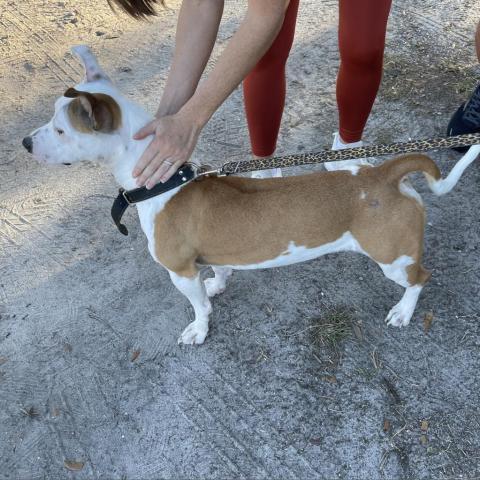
xmin=420 ymin=420 xmax=429 ymax=432
xmin=64 ymin=460 xmax=84 ymax=471
xmin=420 ymin=435 xmax=428 ymax=445
xmin=383 ymin=419 xmax=391 ymax=433
xmin=131 ymin=349 xmax=141 ymax=362
xmin=310 ymin=437 xmax=322 ymax=446
xmin=323 ymin=375 xmax=337 ymax=384
xmin=0 ymin=356 xmax=7 ymax=365
xmin=51 ymin=408 xmax=60 ymax=417
xmin=352 ymin=323 xmax=363 ymax=341
xmin=423 ymin=311 xmax=434 ymax=333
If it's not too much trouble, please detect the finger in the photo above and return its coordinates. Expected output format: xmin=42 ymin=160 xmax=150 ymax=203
xmin=160 ymin=160 xmax=185 ymax=184
xmin=144 ymin=160 xmax=175 ymax=188
xmin=133 ymin=121 xmax=156 ymax=140
xmin=136 ymin=154 xmax=164 ymax=187
xmin=146 ymin=159 xmax=181 ymax=189
xmin=133 ymin=140 xmax=164 ymax=178
xmin=139 ymin=154 xmax=175 ymax=188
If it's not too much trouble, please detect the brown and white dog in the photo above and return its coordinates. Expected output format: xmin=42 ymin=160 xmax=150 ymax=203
xmin=23 ymin=46 xmax=480 ymax=345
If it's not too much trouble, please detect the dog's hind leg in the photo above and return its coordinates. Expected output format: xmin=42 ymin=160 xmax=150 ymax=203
xmin=385 ymin=284 xmax=423 ymax=327
xmin=380 ymin=261 xmax=431 ymax=327
xmin=169 ymin=271 xmax=212 ymax=345
xmin=205 ymin=267 xmax=233 ymax=298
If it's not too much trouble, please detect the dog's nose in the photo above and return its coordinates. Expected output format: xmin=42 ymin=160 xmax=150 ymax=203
xmin=22 ymin=136 xmax=33 ymax=153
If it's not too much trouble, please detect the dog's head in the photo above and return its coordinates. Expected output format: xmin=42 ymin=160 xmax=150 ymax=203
xmin=23 ymin=46 xmax=124 ymax=165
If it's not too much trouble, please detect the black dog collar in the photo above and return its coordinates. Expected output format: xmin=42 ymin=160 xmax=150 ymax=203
xmin=111 ymin=164 xmax=196 ymax=236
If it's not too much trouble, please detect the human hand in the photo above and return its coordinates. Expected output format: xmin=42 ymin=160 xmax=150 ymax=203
xmin=132 ymin=112 xmax=201 ymax=188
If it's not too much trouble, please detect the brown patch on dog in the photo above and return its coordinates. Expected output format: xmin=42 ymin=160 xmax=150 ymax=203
xmin=154 ymin=154 xmax=441 ymax=281
xmin=67 ymin=98 xmax=95 ymax=133
xmin=380 ymin=153 xmax=441 ymax=183
xmin=407 ymin=264 xmax=431 ymax=285
xmin=64 ymin=87 xmax=121 ymax=133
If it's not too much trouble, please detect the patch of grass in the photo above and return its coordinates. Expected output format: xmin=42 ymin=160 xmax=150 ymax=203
xmin=354 ymin=367 xmax=377 ymax=381
xmin=309 ymin=305 xmax=353 ymax=349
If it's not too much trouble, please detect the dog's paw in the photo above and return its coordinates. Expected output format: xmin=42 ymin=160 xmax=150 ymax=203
xmin=178 ymin=321 xmax=208 ymax=345
xmin=204 ymin=278 xmax=225 ymax=298
xmin=385 ymin=305 xmax=413 ymax=327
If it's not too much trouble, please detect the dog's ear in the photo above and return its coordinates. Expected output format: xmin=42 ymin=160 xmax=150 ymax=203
xmin=64 ymin=88 xmax=122 ymax=133
xmin=71 ymin=45 xmax=112 ymax=83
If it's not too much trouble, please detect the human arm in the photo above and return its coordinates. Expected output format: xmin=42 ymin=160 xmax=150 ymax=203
xmin=134 ymin=0 xmax=291 ymax=188
xmin=156 ymin=0 xmax=224 ymax=117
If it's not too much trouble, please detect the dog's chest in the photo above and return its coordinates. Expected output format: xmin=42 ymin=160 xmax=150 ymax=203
xmin=136 ymin=187 xmax=182 ymax=263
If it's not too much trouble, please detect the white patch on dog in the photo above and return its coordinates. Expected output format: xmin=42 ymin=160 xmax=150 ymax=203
xmin=399 ymin=178 xmax=423 ymax=205
xmin=227 ymin=231 xmax=365 ymax=270
xmin=377 ymin=255 xmax=414 ymax=288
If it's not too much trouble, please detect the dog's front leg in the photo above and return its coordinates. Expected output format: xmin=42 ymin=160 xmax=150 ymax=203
xmin=169 ymin=271 xmax=212 ymax=345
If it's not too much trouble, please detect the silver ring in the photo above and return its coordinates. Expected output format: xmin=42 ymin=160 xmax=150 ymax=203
xmin=163 ymin=160 xmax=173 ymax=166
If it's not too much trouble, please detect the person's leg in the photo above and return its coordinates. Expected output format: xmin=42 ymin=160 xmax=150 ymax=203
xmin=243 ymin=0 xmax=299 ymax=178
xmin=336 ymin=0 xmax=392 ymax=145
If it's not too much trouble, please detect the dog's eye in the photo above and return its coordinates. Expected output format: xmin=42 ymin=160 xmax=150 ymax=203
xmin=56 ymin=128 xmax=64 ymax=135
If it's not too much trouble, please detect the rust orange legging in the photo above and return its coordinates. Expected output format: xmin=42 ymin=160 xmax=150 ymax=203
xmin=243 ymin=0 xmax=392 ymax=156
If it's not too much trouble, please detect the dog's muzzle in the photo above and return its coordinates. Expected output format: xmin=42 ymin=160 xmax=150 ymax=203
xmin=22 ymin=136 xmax=33 ymax=153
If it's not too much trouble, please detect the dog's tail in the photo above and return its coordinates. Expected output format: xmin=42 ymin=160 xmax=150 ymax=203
xmin=383 ymin=145 xmax=480 ymax=196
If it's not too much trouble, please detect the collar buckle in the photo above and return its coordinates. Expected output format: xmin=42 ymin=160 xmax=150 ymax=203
xmin=120 ymin=188 xmax=133 ymax=205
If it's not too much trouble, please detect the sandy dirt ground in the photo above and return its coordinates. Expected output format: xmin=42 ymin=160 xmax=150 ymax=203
xmin=1 ymin=0 xmax=480 ymax=478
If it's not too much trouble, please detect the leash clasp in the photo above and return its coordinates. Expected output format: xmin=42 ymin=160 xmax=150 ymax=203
xmin=193 ymin=163 xmax=226 ymax=180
